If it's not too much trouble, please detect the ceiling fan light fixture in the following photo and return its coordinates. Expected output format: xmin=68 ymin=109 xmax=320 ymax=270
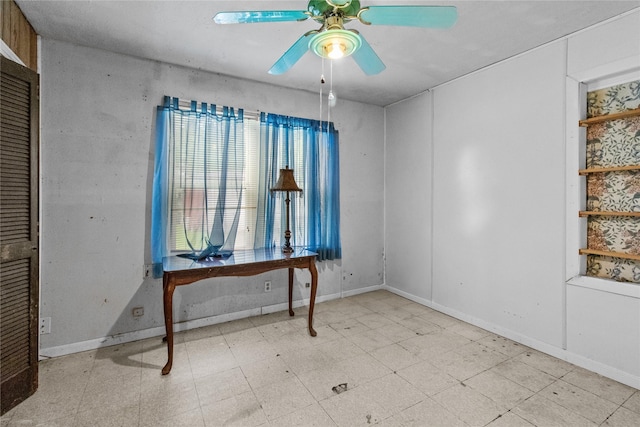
xmin=309 ymin=29 xmax=361 ymax=60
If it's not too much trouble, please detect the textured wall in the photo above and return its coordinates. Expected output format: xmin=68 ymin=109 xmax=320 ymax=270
xmin=38 ymin=39 xmax=384 ymax=352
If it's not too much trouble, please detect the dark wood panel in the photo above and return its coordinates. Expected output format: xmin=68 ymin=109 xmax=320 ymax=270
xmin=0 ymin=55 xmax=39 ymax=416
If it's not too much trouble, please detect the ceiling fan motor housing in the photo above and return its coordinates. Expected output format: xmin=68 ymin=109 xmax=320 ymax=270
xmin=307 ymin=0 xmax=361 ymax=19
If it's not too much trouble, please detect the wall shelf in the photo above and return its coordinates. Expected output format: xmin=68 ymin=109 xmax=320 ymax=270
xmin=579 ymin=107 xmax=640 ymax=127
xmin=579 ymin=211 xmax=640 ymax=217
xmin=579 ymin=165 xmax=640 ymax=175
xmin=579 ymin=248 xmax=640 ymax=262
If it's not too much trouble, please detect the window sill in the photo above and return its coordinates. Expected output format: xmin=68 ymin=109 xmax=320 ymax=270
xmin=567 ymin=275 xmax=640 ymax=299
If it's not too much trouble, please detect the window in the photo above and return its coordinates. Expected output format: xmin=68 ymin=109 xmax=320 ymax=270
xmin=579 ymin=79 xmax=640 ymax=282
xmin=169 ymin=109 xmax=260 ymax=252
xmin=151 ymin=96 xmax=341 ymax=268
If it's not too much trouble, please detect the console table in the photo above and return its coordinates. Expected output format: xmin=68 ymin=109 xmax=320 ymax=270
xmin=161 ymin=248 xmax=318 ymax=375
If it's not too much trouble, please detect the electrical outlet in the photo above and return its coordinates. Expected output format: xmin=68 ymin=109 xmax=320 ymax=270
xmin=143 ymin=264 xmax=152 ymax=278
xmin=264 ymin=280 xmax=271 ymax=292
xmin=40 ymin=317 xmax=51 ymax=335
xmin=132 ymin=307 xmax=144 ymax=317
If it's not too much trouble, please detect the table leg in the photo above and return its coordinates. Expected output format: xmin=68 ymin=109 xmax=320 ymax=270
xmin=308 ymin=260 xmax=318 ymax=337
xmin=162 ymin=274 xmax=175 ymax=375
xmin=288 ymin=268 xmax=294 ymax=316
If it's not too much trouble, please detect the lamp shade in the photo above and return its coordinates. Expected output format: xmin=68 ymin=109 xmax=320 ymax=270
xmin=270 ymin=168 xmax=302 ymax=192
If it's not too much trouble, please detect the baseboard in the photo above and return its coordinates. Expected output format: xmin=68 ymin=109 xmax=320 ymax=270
xmin=383 ymin=284 xmax=640 ymax=390
xmin=40 ymin=293 xmax=342 ymax=360
xmin=342 ymin=284 xmax=384 ymax=298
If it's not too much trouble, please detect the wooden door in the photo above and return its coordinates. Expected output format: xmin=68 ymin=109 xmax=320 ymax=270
xmin=1 ymin=55 xmax=39 ymax=415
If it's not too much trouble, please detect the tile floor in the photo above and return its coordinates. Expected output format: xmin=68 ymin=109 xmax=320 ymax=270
xmin=2 ymin=290 xmax=639 ymax=426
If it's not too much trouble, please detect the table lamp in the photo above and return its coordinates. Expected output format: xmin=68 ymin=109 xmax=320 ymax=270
xmin=270 ymin=167 xmax=302 ymax=253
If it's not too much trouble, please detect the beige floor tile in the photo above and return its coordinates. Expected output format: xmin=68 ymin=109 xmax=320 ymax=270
xmin=429 ymin=349 xmax=494 ymax=382
xmin=370 ymin=343 xmax=423 ymax=371
xmin=446 ymin=322 xmax=491 ymax=341
xmin=224 ymin=326 xmax=265 ymax=347
xmin=229 ymin=339 xmax=277 ymax=366
xmin=249 ymin=309 xmax=294 ymax=327
xmin=144 ymin=407 xmax=205 ymax=427
xmin=348 ymin=328 xmax=396 ymax=352
xmin=190 ymin=348 xmax=240 ymax=378
xmin=320 ymin=387 xmax=392 ymax=427
xmin=602 ymin=406 xmax=640 ymax=426
xmin=141 ymin=341 xmax=193 ymax=383
xmin=74 ymin=402 xmax=140 ymax=427
xmin=382 ymin=398 xmax=466 ymax=427
xmin=512 ymin=394 xmax=597 ymax=426
xmin=398 ymin=302 xmax=437 ymax=317
xmin=490 ymin=359 xmax=557 ymax=392
xmin=464 ymin=369 xmax=534 ymax=409
xmin=39 ymin=350 xmax=96 ymax=379
xmin=184 ymin=334 xmax=228 ymax=354
xmin=333 ymin=353 xmax=393 ymax=388
xmin=256 ymin=319 xmax=297 ymax=341
xmin=485 ymin=411 xmax=535 ymax=426
xmin=538 ymin=379 xmax=621 ymax=424
xmin=433 ymin=382 xmax=506 ymax=426
xmin=253 ymin=376 xmax=316 ymax=420
xmin=183 ymin=324 xmax=222 ymax=342
xmin=267 ymin=329 xmax=318 ymax=354
xmin=357 ymin=312 xmax=398 ymax=329
xmin=270 ymin=402 xmax=337 ymax=426
xmin=296 ymin=365 xmax=353 ymax=401
xmin=139 ymin=378 xmax=200 ymax=425
xmin=357 ymin=373 xmax=426 ymax=414
xmin=418 ymin=309 xmax=461 ymax=328
xmin=623 ymin=391 xmax=640 ymax=413
xmin=356 ymin=298 xmax=396 ymax=313
xmin=395 ymin=315 xmax=441 ymax=335
xmin=454 ymin=342 xmax=510 ymax=368
xmin=314 ymin=309 xmax=356 ymax=325
xmin=329 ymin=317 xmax=370 ymax=338
xmin=200 ymin=391 xmax=267 ymax=427
xmin=240 ymin=354 xmax=295 ymax=390
xmin=337 ymin=302 xmax=375 ymax=318
xmin=316 ymin=336 xmax=366 ymax=361
xmin=79 ymin=372 xmax=141 ymax=411
xmin=301 ymin=324 xmax=343 ymax=346
xmin=477 ymin=334 xmax=527 ymax=358
xmin=514 ymin=349 xmax=575 ymax=378
xmin=279 ymin=344 xmax=338 ymax=375
xmin=396 ymin=360 xmax=460 ymax=396
xmin=217 ymin=317 xmax=255 ymax=335
xmin=562 ymin=367 xmax=637 ymax=405
xmin=376 ymin=323 xmax=418 ymax=343
xmin=194 ymin=367 xmax=251 ymax=405
xmin=398 ymin=330 xmax=472 ymax=360
xmin=380 ymin=294 xmax=413 ymax=308
xmin=378 ymin=306 xmax=415 ymax=323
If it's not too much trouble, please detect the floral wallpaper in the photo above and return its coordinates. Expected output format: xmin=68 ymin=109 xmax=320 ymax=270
xmin=587 ymin=80 xmax=640 ymax=117
xmin=585 ymin=80 xmax=640 ymax=282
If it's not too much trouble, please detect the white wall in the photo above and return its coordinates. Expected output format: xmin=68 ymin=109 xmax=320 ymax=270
xmin=384 ymin=93 xmax=434 ymax=301
xmin=39 ymin=39 xmax=385 ymax=355
xmin=385 ymin=11 xmax=640 ymax=389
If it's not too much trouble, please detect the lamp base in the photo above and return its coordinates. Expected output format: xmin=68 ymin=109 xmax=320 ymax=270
xmin=282 ymin=245 xmax=294 ymax=254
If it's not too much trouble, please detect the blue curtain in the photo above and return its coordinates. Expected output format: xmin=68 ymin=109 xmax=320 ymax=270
xmin=254 ymin=113 xmax=341 ymax=260
xmin=151 ymin=96 xmax=245 ymax=274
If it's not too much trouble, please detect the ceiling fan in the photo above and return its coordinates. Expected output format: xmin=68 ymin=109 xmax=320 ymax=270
xmin=213 ymin=0 xmax=457 ymax=76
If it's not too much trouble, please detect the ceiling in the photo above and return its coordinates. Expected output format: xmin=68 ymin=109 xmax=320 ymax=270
xmin=15 ymin=0 xmax=640 ymax=106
